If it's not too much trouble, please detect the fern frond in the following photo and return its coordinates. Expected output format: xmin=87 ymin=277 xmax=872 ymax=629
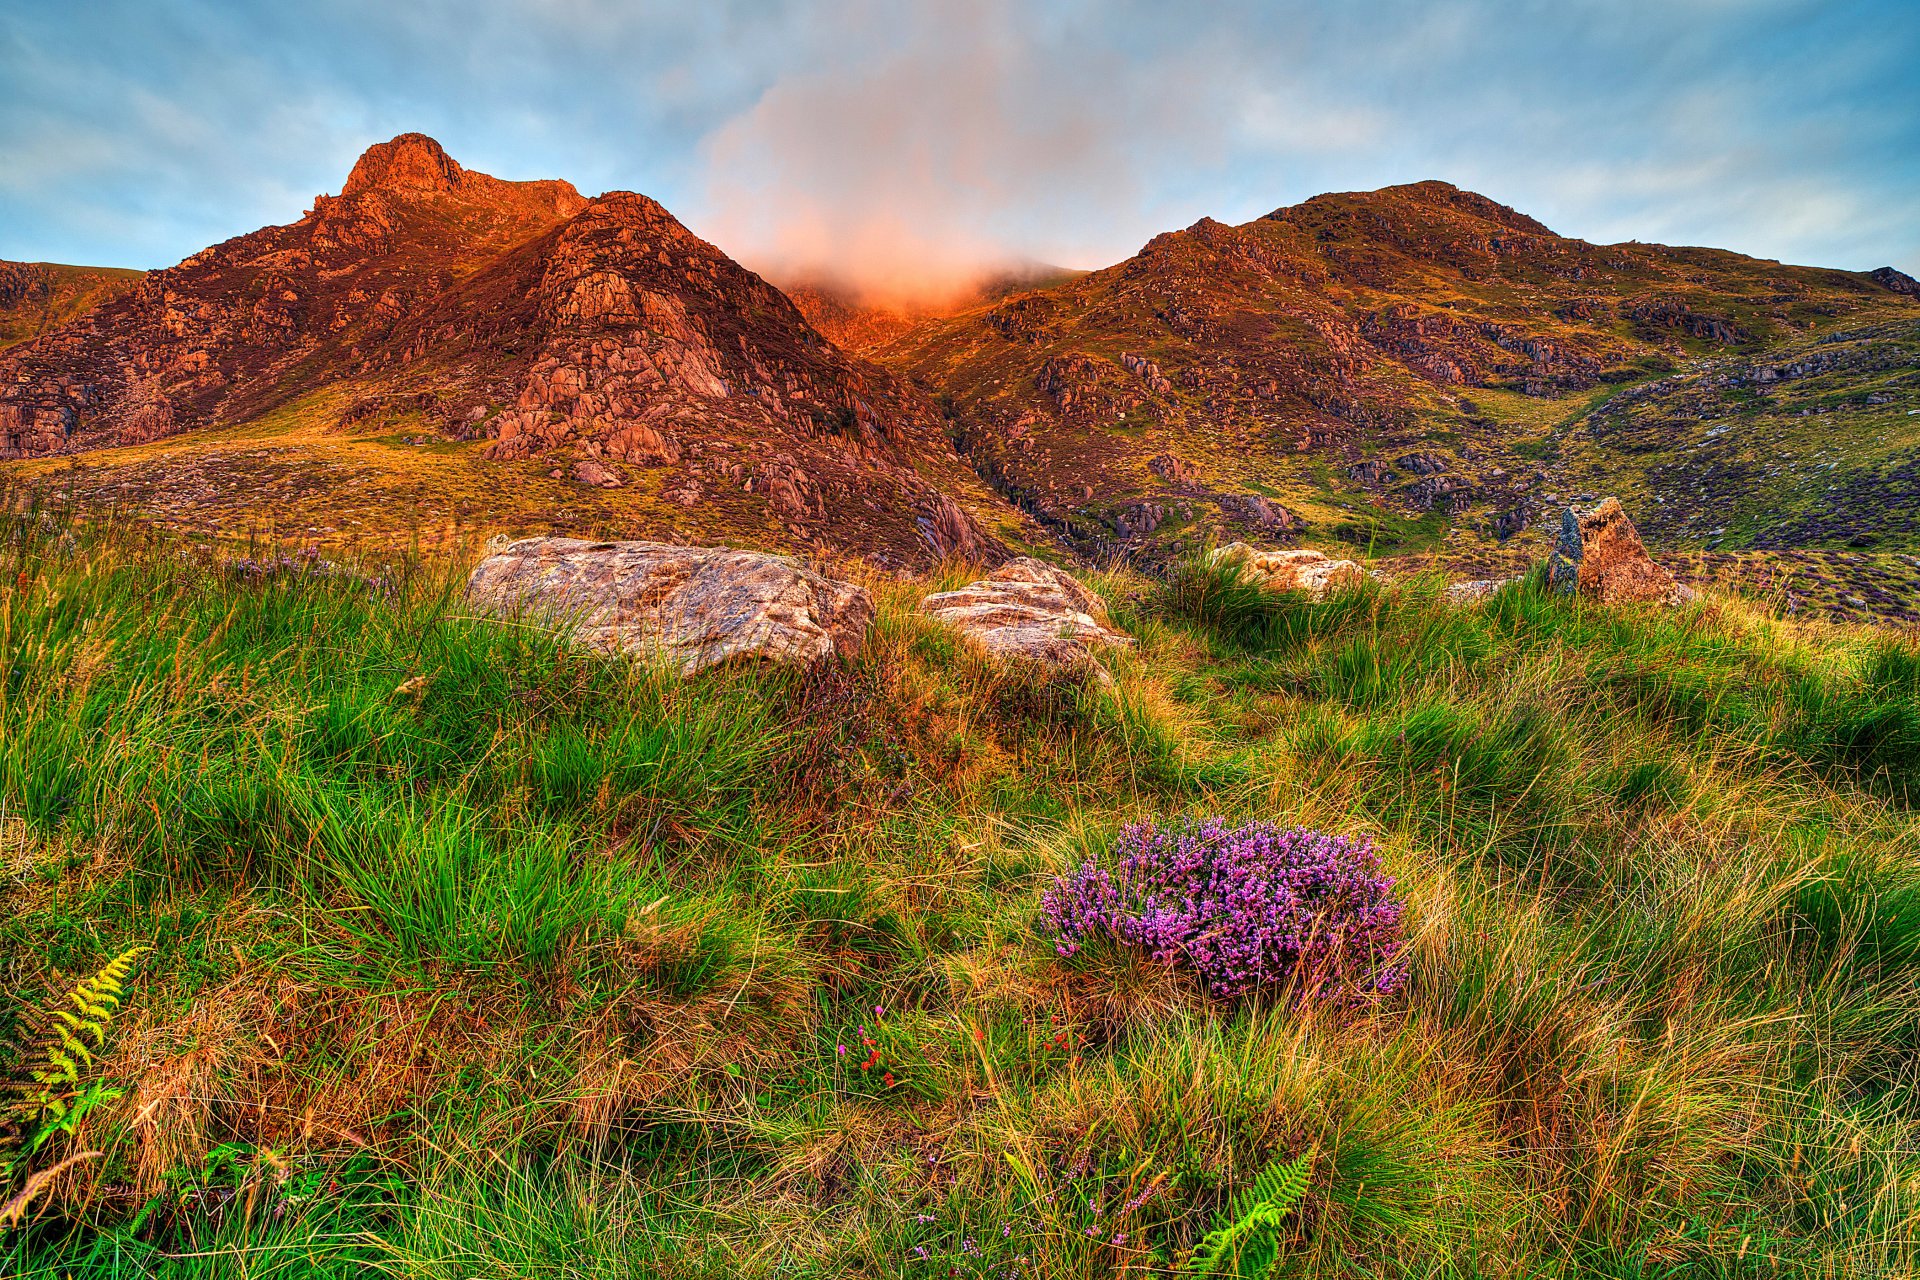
xmin=1182 ymin=1151 xmax=1313 ymax=1278
xmin=24 ymin=946 xmax=149 ymax=1129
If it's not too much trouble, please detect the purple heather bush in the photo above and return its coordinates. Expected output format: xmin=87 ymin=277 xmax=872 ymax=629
xmin=1042 ymin=819 xmax=1408 ymax=999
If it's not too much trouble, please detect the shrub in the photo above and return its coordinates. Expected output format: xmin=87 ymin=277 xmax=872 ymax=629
xmin=1042 ymin=819 xmax=1407 ymax=998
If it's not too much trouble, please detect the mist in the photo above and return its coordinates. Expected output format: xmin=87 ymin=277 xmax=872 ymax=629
xmin=694 ymin=0 xmax=1234 ymax=307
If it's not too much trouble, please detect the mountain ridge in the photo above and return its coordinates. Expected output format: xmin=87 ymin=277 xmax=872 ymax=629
xmin=0 ymin=135 xmax=1030 ymax=564
xmin=5 ymin=142 xmax=1917 ymax=568
xmin=880 ymin=177 xmax=1919 ymax=558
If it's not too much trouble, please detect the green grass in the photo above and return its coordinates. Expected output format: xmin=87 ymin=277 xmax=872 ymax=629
xmin=5 ymin=497 xmax=1920 ymax=1276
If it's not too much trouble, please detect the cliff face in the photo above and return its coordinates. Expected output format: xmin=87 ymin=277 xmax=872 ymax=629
xmin=0 ymin=134 xmax=1018 ymax=565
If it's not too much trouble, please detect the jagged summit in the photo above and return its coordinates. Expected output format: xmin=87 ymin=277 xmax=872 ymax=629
xmin=340 ymin=132 xmax=466 ymax=197
xmin=327 ymin=132 xmax=586 ymax=221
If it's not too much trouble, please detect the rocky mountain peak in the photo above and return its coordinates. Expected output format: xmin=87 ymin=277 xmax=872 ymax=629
xmin=341 ymin=133 xmax=466 ymax=198
xmin=1383 ymin=180 xmax=1556 ymax=236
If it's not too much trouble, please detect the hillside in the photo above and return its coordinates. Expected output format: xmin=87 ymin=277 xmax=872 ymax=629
xmin=0 ymin=262 xmax=144 ymax=351
xmin=0 ymin=135 xmax=1031 ymax=565
xmin=783 ymin=264 xmax=1087 ymax=354
xmin=1553 ymin=314 xmax=1920 ymax=551
xmin=883 ymin=182 xmax=1920 ymax=558
xmin=5 ymin=508 xmax=1920 ymax=1276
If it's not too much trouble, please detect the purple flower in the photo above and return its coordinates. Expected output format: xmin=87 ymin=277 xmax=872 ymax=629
xmin=1041 ymin=819 xmax=1408 ymax=999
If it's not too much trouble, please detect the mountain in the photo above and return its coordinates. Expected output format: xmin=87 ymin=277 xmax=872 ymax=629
xmin=0 ymin=134 xmax=1025 ymax=564
xmin=882 ymin=181 xmax=1920 ymax=556
xmin=782 ymin=263 xmax=1086 ymax=354
xmin=0 ymin=260 xmax=144 ymax=351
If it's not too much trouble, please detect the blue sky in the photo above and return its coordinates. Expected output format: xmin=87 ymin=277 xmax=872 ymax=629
xmin=2 ymin=0 xmax=1916 ymax=298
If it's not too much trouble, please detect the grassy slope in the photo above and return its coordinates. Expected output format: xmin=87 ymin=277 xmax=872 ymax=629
xmin=1553 ymin=317 xmax=1920 ymax=553
xmin=5 ymin=504 xmax=1920 ymax=1276
xmin=2 ymin=393 xmax=1039 ymax=557
xmin=0 ymin=264 xmax=145 ymax=352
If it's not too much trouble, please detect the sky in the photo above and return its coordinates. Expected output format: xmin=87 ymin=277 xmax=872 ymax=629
xmin=2 ymin=0 xmax=1917 ymax=303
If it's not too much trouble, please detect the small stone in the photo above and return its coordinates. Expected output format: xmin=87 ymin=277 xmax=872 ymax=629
xmin=1444 ymin=577 xmax=1518 ymax=604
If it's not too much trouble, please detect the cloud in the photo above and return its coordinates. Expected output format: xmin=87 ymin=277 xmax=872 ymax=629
xmin=1 ymin=0 xmax=1916 ymax=281
xmin=692 ymin=0 xmax=1239 ymax=304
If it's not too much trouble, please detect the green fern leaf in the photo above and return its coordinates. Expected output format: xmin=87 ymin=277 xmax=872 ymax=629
xmin=1182 ymin=1151 xmax=1313 ymax=1279
xmin=20 ymin=946 xmax=150 ymax=1140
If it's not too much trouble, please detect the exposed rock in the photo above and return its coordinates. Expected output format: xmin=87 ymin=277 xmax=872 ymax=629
xmin=1347 ymin=458 xmax=1395 ymax=487
xmin=570 ymin=458 xmax=623 ymax=488
xmin=1210 ymin=542 xmax=1364 ymax=598
xmin=1396 ymin=452 xmax=1448 ymax=476
xmin=920 ymin=557 xmax=1133 ymax=672
xmin=1406 ymin=473 xmax=1476 ymax=513
xmin=1148 ymin=452 xmax=1199 ymax=485
xmin=1869 ymin=267 xmax=1920 ymax=298
xmin=1217 ymin=493 xmax=1298 ymax=532
xmin=1546 ymin=499 xmax=1698 ymax=606
xmin=1113 ymin=500 xmax=1166 ymax=538
xmin=1444 ymin=577 xmax=1519 ymax=604
xmin=466 ymin=537 xmax=873 ymax=675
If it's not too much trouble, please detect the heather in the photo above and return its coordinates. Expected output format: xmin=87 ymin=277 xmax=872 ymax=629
xmin=4 ymin=502 xmax=1920 ymax=1277
xmin=1044 ymin=820 xmax=1406 ymax=998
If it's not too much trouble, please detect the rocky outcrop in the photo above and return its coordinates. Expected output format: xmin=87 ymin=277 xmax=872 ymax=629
xmin=1217 ymin=493 xmax=1299 ymax=532
xmin=1546 ymin=499 xmax=1698 ymax=606
xmin=1870 ymin=267 xmax=1920 ymax=298
xmin=570 ymin=458 xmax=623 ymax=487
xmin=920 ymin=557 xmax=1133 ymax=672
xmin=466 ymin=537 xmax=874 ymax=675
xmin=1210 ymin=543 xmax=1364 ymax=598
xmin=1444 ymin=577 xmax=1519 ymax=604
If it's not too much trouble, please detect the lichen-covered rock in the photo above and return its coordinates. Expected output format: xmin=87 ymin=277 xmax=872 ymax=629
xmin=1209 ymin=542 xmax=1364 ymax=598
xmin=920 ymin=557 xmax=1133 ymax=671
xmin=1546 ymin=499 xmax=1698 ymax=606
xmin=467 ymin=537 xmax=873 ymax=675
xmin=1444 ymin=577 xmax=1519 ymax=604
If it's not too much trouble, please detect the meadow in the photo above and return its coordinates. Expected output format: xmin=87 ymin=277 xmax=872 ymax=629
xmin=4 ymin=493 xmax=1920 ymax=1277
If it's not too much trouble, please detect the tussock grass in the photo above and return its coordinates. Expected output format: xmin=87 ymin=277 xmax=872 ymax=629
xmin=5 ymin=495 xmax=1920 ymax=1276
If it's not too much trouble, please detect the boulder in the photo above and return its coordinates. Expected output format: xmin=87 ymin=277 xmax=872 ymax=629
xmin=1444 ymin=577 xmax=1519 ymax=604
xmin=467 ymin=537 xmax=873 ymax=675
xmin=1217 ymin=493 xmax=1298 ymax=532
xmin=570 ymin=458 xmax=623 ymax=487
xmin=920 ymin=557 xmax=1133 ymax=671
xmin=1209 ymin=543 xmax=1364 ymax=598
xmin=1545 ymin=499 xmax=1698 ymax=606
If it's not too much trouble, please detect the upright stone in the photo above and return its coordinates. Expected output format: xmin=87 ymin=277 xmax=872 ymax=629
xmin=1546 ymin=499 xmax=1697 ymax=606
